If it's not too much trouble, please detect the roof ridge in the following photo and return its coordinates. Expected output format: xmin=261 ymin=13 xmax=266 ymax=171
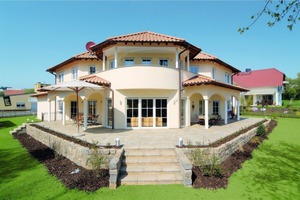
xmin=107 ymin=30 xmax=185 ymax=41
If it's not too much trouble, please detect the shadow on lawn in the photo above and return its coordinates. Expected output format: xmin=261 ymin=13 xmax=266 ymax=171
xmin=0 ymin=121 xmax=17 ymax=130
xmin=0 ymin=148 xmax=39 ymax=185
xmin=244 ymin=142 xmax=300 ymax=199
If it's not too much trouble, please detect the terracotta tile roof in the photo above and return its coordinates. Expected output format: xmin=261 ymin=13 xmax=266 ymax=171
xmin=91 ymin=31 xmax=201 ymax=60
xmin=233 ymin=68 xmax=285 ymax=88
xmin=183 ymin=74 xmax=248 ymax=92
xmin=193 ymin=52 xmax=217 ymax=60
xmin=79 ymin=74 xmax=111 ymax=87
xmin=193 ymin=52 xmax=240 ymax=73
xmin=47 ymin=51 xmax=100 ymax=72
xmin=74 ymin=51 xmax=98 ymax=59
xmin=107 ymin=31 xmax=185 ymax=42
xmin=4 ymin=90 xmax=24 ymax=96
xmin=31 ymin=92 xmax=48 ymax=97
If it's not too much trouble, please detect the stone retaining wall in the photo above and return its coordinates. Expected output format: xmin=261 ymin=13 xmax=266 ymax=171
xmin=26 ymin=124 xmax=117 ymax=169
xmin=177 ymin=119 xmax=270 ymax=186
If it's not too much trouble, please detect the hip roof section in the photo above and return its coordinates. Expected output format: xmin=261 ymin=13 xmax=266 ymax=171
xmin=233 ymin=68 xmax=285 ymax=88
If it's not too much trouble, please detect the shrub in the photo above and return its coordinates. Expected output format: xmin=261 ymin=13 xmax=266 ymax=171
xmin=189 ymin=149 xmax=222 ymax=177
xmin=256 ymin=124 xmax=266 ymax=138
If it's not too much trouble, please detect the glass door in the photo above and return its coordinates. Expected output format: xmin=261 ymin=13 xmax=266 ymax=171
xmin=155 ymin=99 xmax=167 ymax=127
xmin=142 ymin=99 xmax=153 ymax=127
xmin=127 ymin=99 xmax=139 ymax=128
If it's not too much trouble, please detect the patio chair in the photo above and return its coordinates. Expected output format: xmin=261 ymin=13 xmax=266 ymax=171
xmin=91 ymin=114 xmax=99 ymax=124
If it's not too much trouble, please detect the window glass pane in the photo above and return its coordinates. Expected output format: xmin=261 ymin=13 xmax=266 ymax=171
xmin=110 ymin=60 xmax=115 ymax=69
xmin=148 ymin=99 xmax=153 ymax=107
xmin=127 ymin=109 xmax=132 ymax=117
xmin=133 ymin=109 xmax=138 ymax=117
xmin=189 ymin=66 xmax=198 ymax=74
xmin=142 ymin=58 xmax=152 ymax=65
xmin=162 ymin=109 xmax=167 ymax=117
xmin=142 ymin=109 xmax=147 ymax=117
xmin=127 ymin=99 xmax=132 ymax=108
xmin=159 ymin=59 xmax=168 ymax=67
xmin=125 ymin=58 xmax=135 ymax=66
xmin=156 ymin=109 xmax=161 ymax=117
xmin=133 ymin=99 xmax=138 ymax=108
xmin=162 ymin=99 xmax=167 ymax=107
xmin=142 ymin=99 xmax=147 ymax=107
xmin=156 ymin=99 xmax=161 ymax=107
xmin=148 ymin=109 xmax=153 ymax=116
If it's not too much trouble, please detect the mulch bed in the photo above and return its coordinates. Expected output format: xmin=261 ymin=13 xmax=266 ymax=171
xmin=192 ymin=119 xmax=277 ymax=189
xmin=12 ymin=132 xmax=109 ymax=192
xmin=13 ymin=120 xmax=277 ymax=191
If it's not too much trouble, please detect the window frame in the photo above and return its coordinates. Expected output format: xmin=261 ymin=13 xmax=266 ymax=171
xmin=158 ymin=59 xmax=169 ymax=67
xmin=89 ymin=66 xmax=96 ymax=74
xmin=189 ymin=66 xmax=199 ymax=74
xmin=141 ymin=58 xmax=152 ymax=66
xmin=58 ymin=72 xmax=64 ymax=83
xmin=124 ymin=57 xmax=135 ymax=66
xmin=16 ymin=102 xmax=26 ymax=108
xmin=72 ymin=67 xmax=78 ymax=80
xmin=212 ymin=67 xmax=216 ymax=79
xmin=225 ymin=72 xmax=231 ymax=84
xmin=110 ymin=59 xmax=115 ymax=69
xmin=212 ymin=100 xmax=219 ymax=115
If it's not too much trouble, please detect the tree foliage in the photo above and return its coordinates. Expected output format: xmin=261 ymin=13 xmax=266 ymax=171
xmin=239 ymin=0 xmax=300 ymax=33
xmin=283 ymin=73 xmax=300 ymax=100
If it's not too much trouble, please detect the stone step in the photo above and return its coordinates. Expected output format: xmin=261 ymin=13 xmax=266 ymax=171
xmin=120 ymin=162 xmax=181 ymax=172
xmin=124 ymin=149 xmax=176 ymax=156
xmin=119 ymin=171 xmax=183 ymax=185
xmin=122 ymin=155 xmax=178 ymax=163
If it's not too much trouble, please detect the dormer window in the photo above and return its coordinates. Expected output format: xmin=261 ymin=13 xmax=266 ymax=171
xmin=124 ymin=58 xmax=135 ymax=66
xmin=142 ymin=58 xmax=152 ymax=65
xmin=159 ymin=59 xmax=168 ymax=67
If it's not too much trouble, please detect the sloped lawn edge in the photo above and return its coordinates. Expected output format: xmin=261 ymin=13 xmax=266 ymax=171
xmin=192 ymin=119 xmax=277 ymax=189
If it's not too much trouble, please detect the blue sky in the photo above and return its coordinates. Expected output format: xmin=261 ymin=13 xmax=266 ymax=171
xmin=0 ymin=1 xmax=299 ymax=89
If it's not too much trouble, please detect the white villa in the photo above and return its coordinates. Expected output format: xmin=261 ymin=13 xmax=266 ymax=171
xmin=35 ymin=31 xmax=247 ymax=130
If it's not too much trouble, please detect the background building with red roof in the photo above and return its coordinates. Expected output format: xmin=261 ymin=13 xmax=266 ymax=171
xmin=233 ymin=68 xmax=285 ymax=106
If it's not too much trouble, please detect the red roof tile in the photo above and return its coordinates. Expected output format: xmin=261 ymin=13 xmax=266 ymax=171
xmin=107 ymin=31 xmax=185 ymax=42
xmin=4 ymin=90 xmax=24 ymax=96
xmin=233 ymin=68 xmax=285 ymax=88
xmin=80 ymin=74 xmax=111 ymax=87
xmin=31 ymin=92 xmax=48 ymax=97
xmin=193 ymin=52 xmax=240 ymax=73
xmin=91 ymin=31 xmax=201 ymax=60
xmin=47 ymin=51 xmax=100 ymax=72
xmin=183 ymin=75 xmax=248 ymax=92
xmin=193 ymin=52 xmax=217 ymax=60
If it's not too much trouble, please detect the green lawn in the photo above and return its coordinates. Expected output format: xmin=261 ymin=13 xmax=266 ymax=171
xmin=1 ymin=116 xmax=300 ymax=200
xmin=283 ymin=99 xmax=300 ymax=107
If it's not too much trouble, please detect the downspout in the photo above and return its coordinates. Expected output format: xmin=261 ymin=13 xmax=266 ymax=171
xmin=178 ymin=48 xmax=188 ymax=128
xmin=49 ymin=71 xmax=57 ymax=121
xmin=110 ymin=88 xmax=114 ymax=129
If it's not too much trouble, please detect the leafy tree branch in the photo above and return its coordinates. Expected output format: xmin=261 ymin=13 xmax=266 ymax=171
xmin=239 ymin=0 xmax=300 ymax=33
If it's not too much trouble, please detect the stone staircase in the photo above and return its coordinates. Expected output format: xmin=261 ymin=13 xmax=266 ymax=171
xmin=118 ymin=148 xmax=183 ymax=185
